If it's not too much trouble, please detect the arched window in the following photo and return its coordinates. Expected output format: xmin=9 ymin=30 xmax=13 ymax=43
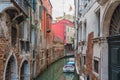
xmin=5 ymin=55 xmax=17 ymax=80
xmin=110 ymin=5 xmax=120 ymax=36
xmin=20 ymin=61 xmax=30 ymax=80
xmin=11 ymin=26 xmax=17 ymax=46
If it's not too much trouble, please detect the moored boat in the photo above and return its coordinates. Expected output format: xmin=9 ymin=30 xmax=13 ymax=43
xmin=63 ymin=64 xmax=75 ymax=72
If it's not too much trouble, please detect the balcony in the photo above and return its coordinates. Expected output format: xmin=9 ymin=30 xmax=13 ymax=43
xmin=12 ymin=0 xmax=30 ymax=16
xmin=96 ymin=0 xmax=108 ymax=5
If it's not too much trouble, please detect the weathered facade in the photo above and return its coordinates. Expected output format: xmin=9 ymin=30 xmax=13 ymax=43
xmin=41 ymin=0 xmax=53 ymax=67
xmin=0 ymin=0 xmax=33 ymax=80
xmin=0 ymin=0 xmax=64 ymax=80
xmin=74 ymin=0 xmax=120 ymax=80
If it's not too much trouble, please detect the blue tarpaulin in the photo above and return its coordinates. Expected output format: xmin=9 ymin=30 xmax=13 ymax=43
xmin=67 ymin=62 xmax=75 ymax=65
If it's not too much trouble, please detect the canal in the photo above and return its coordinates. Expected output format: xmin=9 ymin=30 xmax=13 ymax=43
xmin=36 ymin=57 xmax=78 ymax=80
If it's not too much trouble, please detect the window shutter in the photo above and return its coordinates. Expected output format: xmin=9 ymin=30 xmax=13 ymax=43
xmin=39 ymin=6 xmax=42 ymax=19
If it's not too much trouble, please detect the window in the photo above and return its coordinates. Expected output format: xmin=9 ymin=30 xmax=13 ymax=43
xmin=26 ymin=41 xmax=30 ymax=52
xmin=97 ymin=11 xmax=100 ymax=36
xmin=95 ymin=9 xmax=100 ymax=36
xmin=94 ymin=60 xmax=99 ymax=73
xmin=20 ymin=41 xmax=30 ymax=54
xmin=80 ymin=27 xmax=82 ymax=41
xmin=33 ymin=0 xmax=37 ymax=11
xmin=31 ymin=29 xmax=35 ymax=45
xmin=83 ymin=56 xmax=86 ymax=65
xmin=33 ymin=49 xmax=36 ymax=58
xmin=84 ymin=22 xmax=86 ymax=41
xmin=5 ymin=56 xmax=17 ymax=80
xmin=79 ymin=23 xmax=82 ymax=41
xmin=39 ymin=5 xmax=42 ymax=19
xmin=68 ymin=28 xmax=69 ymax=32
xmin=23 ymin=0 xmax=29 ymax=10
xmin=11 ymin=26 xmax=17 ymax=46
xmin=110 ymin=5 xmax=120 ymax=36
xmin=23 ymin=22 xmax=28 ymax=40
xmin=20 ymin=41 xmax=25 ymax=54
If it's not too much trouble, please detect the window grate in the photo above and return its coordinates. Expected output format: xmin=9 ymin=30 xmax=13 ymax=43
xmin=110 ymin=5 xmax=120 ymax=36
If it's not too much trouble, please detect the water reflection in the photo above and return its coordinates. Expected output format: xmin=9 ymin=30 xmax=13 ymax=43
xmin=36 ymin=57 xmax=78 ymax=80
xmin=63 ymin=73 xmax=74 ymax=80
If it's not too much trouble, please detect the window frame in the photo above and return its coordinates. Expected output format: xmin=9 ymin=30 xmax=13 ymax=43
xmin=93 ymin=57 xmax=100 ymax=75
xmin=83 ymin=55 xmax=86 ymax=66
xmin=95 ymin=8 xmax=100 ymax=37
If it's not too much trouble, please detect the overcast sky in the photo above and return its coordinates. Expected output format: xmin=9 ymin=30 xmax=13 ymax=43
xmin=50 ymin=0 xmax=75 ymax=20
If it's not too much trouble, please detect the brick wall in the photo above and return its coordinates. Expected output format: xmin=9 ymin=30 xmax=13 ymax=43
xmin=82 ymin=32 xmax=98 ymax=79
xmin=0 ymin=5 xmax=33 ymax=79
xmin=41 ymin=0 xmax=53 ymax=67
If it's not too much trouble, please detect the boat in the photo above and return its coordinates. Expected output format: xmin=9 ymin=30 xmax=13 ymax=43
xmin=63 ymin=64 xmax=75 ymax=72
xmin=67 ymin=61 xmax=75 ymax=66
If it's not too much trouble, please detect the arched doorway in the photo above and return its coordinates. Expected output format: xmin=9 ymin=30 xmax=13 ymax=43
xmin=108 ymin=4 xmax=120 ymax=80
xmin=20 ymin=60 xmax=30 ymax=80
xmin=5 ymin=55 xmax=17 ymax=80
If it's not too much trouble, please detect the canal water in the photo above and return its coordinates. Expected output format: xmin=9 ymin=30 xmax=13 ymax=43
xmin=36 ymin=57 xmax=78 ymax=80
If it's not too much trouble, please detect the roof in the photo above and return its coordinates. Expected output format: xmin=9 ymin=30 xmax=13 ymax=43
xmin=58 ymin=19 xmax=74 ymax=27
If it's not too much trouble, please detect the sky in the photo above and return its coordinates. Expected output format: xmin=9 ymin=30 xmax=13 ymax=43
xmin=50 ymin=0 xmax=75 ymax=20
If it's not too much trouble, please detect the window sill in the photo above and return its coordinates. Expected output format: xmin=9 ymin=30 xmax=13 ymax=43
xmin=83 ymin=65 xmax=86 ymax=68
xmin=93 ymin=71 xmax=99 ymax=77
xmin=92 ymin=37 xmax=101 ymax=43
xmin=92 ymin=37 xmax=107 ymax=44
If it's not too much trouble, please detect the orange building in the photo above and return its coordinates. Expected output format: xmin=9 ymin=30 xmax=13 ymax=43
xmin=41 ymin=0 xmax=53 ymax=66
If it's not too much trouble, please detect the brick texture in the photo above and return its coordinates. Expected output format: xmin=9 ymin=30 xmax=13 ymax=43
xmin=82 ymin=32 xmax=98 ymax=80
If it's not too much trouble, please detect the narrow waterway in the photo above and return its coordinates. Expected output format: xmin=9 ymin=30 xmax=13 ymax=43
xmin=36 ymin=57 xmax=78 ymax=80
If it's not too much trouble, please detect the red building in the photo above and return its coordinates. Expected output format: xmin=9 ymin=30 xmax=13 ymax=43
xmin=52 ymin=19 xmax=74 ymax=59
xmin=52 ymin=19 xmax=74 ymax=44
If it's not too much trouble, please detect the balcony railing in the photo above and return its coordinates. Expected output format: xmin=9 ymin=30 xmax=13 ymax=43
xmin=12 ymin=0 xmax=30 ymax=15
